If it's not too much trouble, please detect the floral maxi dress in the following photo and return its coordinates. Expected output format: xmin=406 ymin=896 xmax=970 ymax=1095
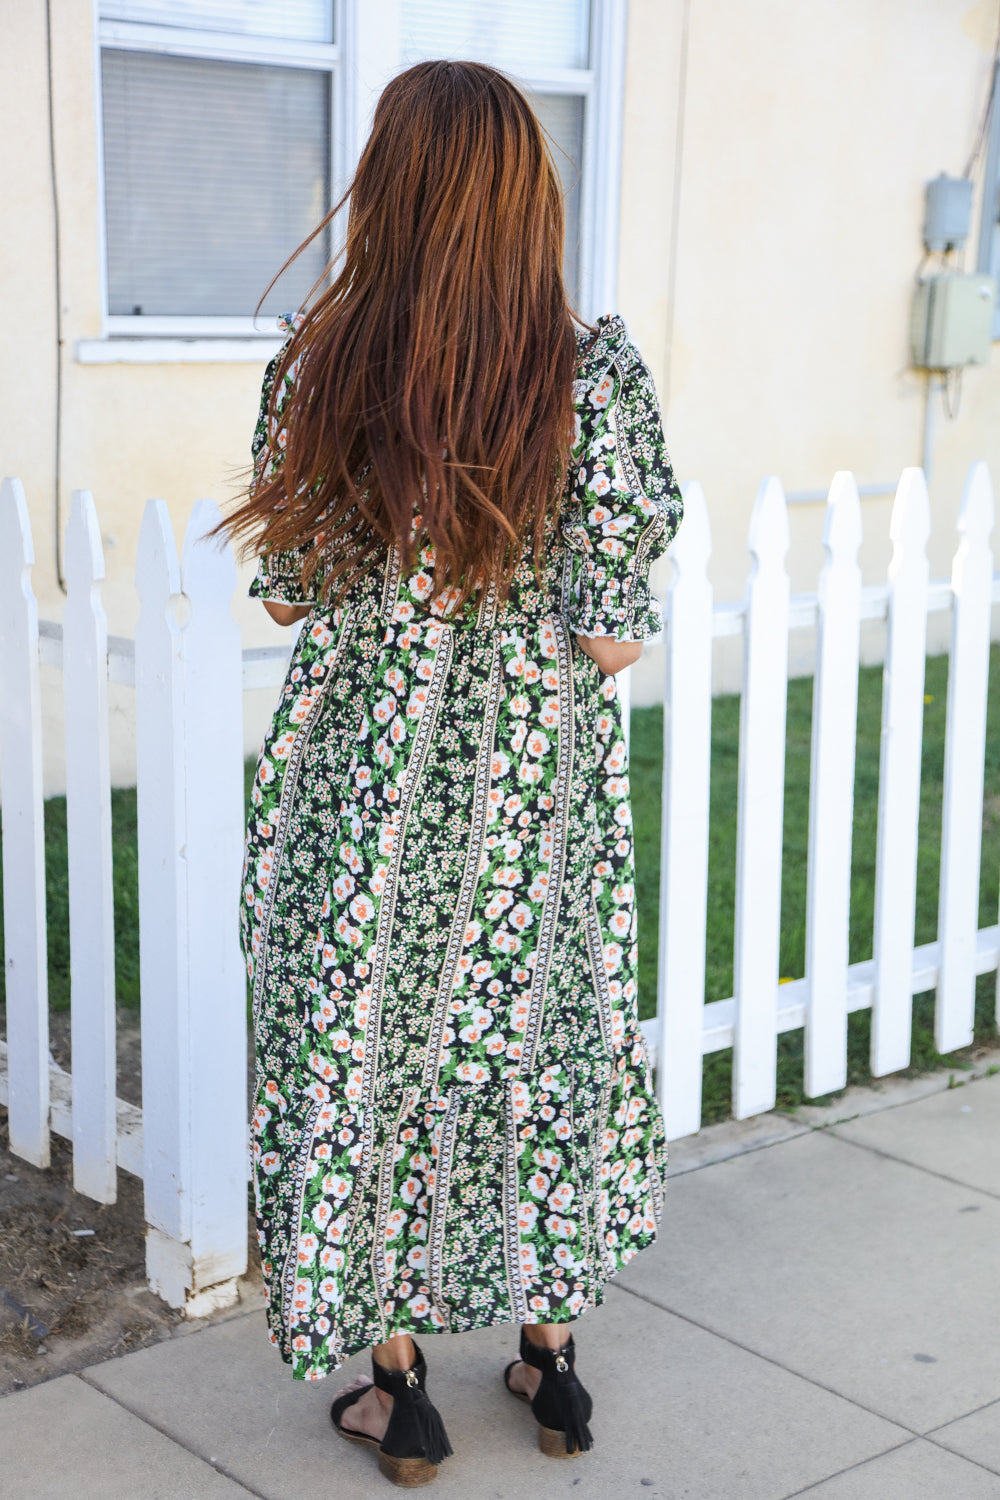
xmin=242 ymin=313 xmax=684 ymax=1380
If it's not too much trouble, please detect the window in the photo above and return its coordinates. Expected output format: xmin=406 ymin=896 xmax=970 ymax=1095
xmin=91 ymin=0 xmax=625 ymax=345
xmin=398 ymin=0 xmax=624 ymax=316
xmin=97 ymin=1 xmax=343 ymax=335
xmin=976 ymin=61 xmax=1000 ymax=340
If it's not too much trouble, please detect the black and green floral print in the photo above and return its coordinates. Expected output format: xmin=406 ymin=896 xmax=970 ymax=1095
xmin=242 ymin=313 xmax=683 ymax=1380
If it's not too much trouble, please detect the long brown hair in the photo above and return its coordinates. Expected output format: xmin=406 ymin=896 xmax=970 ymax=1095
xmin=224 ymin=60 xmax=581 ymax=607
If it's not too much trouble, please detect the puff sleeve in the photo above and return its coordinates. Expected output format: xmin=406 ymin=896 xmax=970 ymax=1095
xmin=247 ymin=313 xmax=322 ymax=607
xmin=560 ymin=337 xmax=683 ymax=642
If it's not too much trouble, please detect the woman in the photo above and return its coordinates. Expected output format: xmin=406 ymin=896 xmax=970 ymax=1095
xmin=228 ymin=59 xmax=683 ymax=1488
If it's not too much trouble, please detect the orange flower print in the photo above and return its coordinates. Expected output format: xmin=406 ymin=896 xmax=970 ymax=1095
xmin=526 ymin=1171 xmax=549 ymax=1200
xmin=297 ymin=1233 xmax=319 ymax=1264
xmin=590 ymin=373 xmax=614 ymax=407
xmin=349 ymin=892 xmax=375 ymax=923
xmin=454 ymin=1061 xmax=488 ymax=1084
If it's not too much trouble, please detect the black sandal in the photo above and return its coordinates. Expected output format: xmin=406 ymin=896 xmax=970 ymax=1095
xmin=503 ymin=1327 xmax=593 ymax=1457
xmin=331 ymin=1340 xmax=453 ymax=1488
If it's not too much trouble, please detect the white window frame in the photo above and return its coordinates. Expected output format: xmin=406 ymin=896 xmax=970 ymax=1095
xmin=977 ymin=60 xmax=1000 ymax=341
xmin=82 ymin=0 xmax=352 ymax=359
xmin=80 ymin=0 xmax=625 ymax=361
xmin=576 ymin=0 xmax=628 ymax=321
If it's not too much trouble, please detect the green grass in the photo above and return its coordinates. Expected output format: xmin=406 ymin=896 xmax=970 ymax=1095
xmin=0 ymin=787 xmax=142 ymax=1012
xmin=2 ymin=650 xmax=998 ymax=1127
xmin=0 ymin=764 xmax=259 ymax=1014
xmin=632 ymin=647 xmax=1000 ymax=1124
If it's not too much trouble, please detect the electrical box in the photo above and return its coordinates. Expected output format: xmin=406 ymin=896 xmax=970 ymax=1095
xmin=910 ymin=273 xmax=997 ymax=369
xmin=922 ymin=174 xmax=973 ymax=253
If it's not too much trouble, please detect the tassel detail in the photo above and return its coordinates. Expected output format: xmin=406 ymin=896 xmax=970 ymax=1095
xmin=409 ymin=1381 xmax=454 ymax=1465
xmin=519 ymin=1332 xmax=595 ymax=1458
xmin=369 ymin=1341 xmax=453 ymax=1473
xmin=557 ymin=1378 xmax=593 ymax=1454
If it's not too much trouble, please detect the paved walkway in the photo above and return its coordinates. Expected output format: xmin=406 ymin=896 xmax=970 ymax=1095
xmin=3 ymin=1064 xmax=1000 ymax=1499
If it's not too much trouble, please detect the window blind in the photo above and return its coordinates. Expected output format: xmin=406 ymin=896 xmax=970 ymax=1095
xmin=399 ymin=1 xmax=591 ymax=302
xmin=101 ymin=0 xmax=333 ymax=43
xmin=101 ymin=48 xmax=330 ymax=317
xmin=400 ymin=0 xmax=589 ymax=72
xmin=530 ymin=92 xmax=584 ymax=305
xmin=977 ymin=64 xmax=1000 ymax=339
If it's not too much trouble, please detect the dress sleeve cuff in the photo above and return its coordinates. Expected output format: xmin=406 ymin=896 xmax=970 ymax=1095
xmin=566 ymin=548 xmax=665 ymax=643
xmin=249 ymin=551 xmax=314 ymax=606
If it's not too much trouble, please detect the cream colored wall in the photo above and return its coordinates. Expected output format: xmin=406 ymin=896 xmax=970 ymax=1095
xmin=0 ymin=0 xmax=285 ymax=792
xmin=621 ymin=0 xmax=1000 ymax=704
xmin=3 ymin=1 xmax=999 ymax=784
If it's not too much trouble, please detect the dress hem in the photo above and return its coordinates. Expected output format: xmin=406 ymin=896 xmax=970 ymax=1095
xmin=271 ymin=1250 xmax=654 ymax=1380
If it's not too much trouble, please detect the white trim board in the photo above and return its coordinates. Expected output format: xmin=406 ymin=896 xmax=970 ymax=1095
xmin=76 ymin=338 xmax=283 ymax=364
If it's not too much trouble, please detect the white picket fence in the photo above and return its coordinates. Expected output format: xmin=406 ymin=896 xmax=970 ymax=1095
xmin=0 ymin=464 xmax=997 ymax=1312
xmin=0 ymin=483 xmax=253 ymax=1316
xmin=654 ymin=464 xmax=1000 ymax=1137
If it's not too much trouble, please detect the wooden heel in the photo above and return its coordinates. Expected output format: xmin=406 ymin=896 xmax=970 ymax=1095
xmin=537 ymin=1424 xmax=581 ymax=1459
xmin=377 ymin=1450 xmax=439 ymax=1487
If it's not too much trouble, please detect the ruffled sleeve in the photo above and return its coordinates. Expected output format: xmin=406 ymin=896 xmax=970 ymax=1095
xmin=247 ymin=312 xmax=321 ymax=607
xmin=560 ymin=319 xmax=683 ymax=642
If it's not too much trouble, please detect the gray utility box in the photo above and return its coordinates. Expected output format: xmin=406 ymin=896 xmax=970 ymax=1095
xmin=922 ymin=174 xmax=973 ymax=253
xmin=911 ymin=272 xmax=997 ymax=369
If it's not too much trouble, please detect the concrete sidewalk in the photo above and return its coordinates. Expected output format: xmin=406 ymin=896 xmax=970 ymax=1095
xmin=3 ymin=1066 xmax=1000 ymax=1500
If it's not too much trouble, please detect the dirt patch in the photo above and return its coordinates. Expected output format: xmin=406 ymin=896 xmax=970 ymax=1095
xmin=41 ymin=1009 xmax=144 ymax=1109
xmin=0 ymin=1107 xmax=262 ymax=1398
xmin=36 ymin=1007 xmax=256 ymax=1112
xmin=1 ymin=1007 xmax=264 ymax=1397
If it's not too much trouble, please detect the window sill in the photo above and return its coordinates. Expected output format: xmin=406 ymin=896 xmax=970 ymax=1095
xmin=75 ymin=337 xmax=283 ymax=365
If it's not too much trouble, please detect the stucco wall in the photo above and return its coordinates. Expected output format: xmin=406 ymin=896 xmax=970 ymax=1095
xmin=620 ymin=0 xmax=1000 ymax=701
xmin=3 ymin=0 xmax=999 ymax=786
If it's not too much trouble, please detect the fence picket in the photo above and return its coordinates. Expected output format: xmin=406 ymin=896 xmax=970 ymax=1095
xmin=0 ymin=478 xmax=50 ymax=1168
xmin=733 ymin=477 xmax=790 ymax=1118
xmin=64 ymin=492 xmax=118 ymax=1202
xmin=135 ymin=498 xmax=247 ymax=1311
xmin=936 ymin=462 xmax=994 ymax=1053
xmin=657 ymin=481 xmax=713 ymax=1137
xmin=871 ymin=468 xmax=931 ymax=1075
xmin=804 ymin=474 xmax=862 ymax=1097
xmin=177 ymin=499 xmax=248 ymax=1300
xmin=134 ymin=499 xmax=190 ymax=1304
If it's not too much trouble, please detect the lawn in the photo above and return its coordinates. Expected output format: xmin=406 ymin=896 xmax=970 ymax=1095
xmin=2 ymin=648 xmax=997 ymax=1127
xmin=631 ymin=646 xmax=1000 ymax=1122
